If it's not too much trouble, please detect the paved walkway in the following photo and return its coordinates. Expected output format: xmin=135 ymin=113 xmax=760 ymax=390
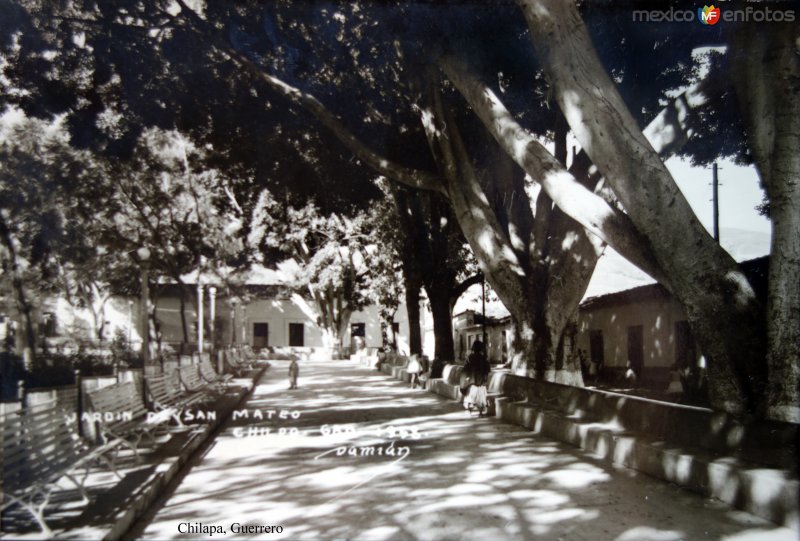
xmin=130 ymin=360 xmax=795 ymax=540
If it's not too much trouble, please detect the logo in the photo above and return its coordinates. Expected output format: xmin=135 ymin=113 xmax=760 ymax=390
xmin=633 ymin=4 xmax=794 ymax=24
xmin=698 ymin=5 xmax=721 ymax=25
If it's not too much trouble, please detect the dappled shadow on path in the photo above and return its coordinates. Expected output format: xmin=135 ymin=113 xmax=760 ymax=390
xmin=132 ymin=360 xmax=794 ymax=541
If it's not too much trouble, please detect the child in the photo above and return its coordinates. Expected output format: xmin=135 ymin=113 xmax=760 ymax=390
xmin=288 ymin=358 xmax=299 ymax=389
xmin=624 ymin=360 xmax=637 ymax=385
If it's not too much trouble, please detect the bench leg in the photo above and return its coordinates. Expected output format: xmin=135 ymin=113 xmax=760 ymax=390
xmin=64 ymin=472 xmax=91 ymax=504
xmin=97 ymin=450 xmax=125 ymax=480
xmin=3 ymin=492 xmax=55 ymax=538
xmin=110 ymin=431 xmax=144 ymax=463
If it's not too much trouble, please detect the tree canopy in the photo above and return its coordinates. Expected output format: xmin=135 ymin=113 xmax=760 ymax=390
xmin=1 ymin=0 xmax=796 ymax=420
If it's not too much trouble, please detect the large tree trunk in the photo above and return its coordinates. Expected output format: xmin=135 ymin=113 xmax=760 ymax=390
xmin=389 ymin=187 xmax=425 ymax=357
xmin=730 ymin=22 xmax=800 ymax=422
xmin=177 ymin=280 xmax=190 ymax=346
xmin=0 ymin=214 xmax=37 ymax=368
xmin=434 ymin=54 xmax=732 ymax=386
xmin=404 ymin=270 xmax=423 ymax=356
xmin=512 ymin=0 xmax=767 ymax=415
xmin=428 ymin=286 xmax=455 ymax=361
xmin=424 ymin=73 xmax=596 ymax=382
xmin=390 ymin=184 xmax=461 ymax=360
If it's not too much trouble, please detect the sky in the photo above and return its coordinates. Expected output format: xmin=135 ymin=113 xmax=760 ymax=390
xmin=578 ymin=157 xmax=772 ymax=299
xmin=667 ymin=156 xmax=771 ymax=235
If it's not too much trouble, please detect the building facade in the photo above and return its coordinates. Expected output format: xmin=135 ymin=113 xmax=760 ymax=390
xmin=575 ymin=257 xmax=768 ymax=386
xmin=0 ymin=284 xmax=417 ymax=359
xmin=451 ymin=310 xmax=511 ymax=364
xmin=576 ymin=284 xmax=700 ymax=385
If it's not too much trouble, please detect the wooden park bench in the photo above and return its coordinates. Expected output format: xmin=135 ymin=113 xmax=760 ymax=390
xmin=199 ymin=358 xmax=232 ymax=392
xmin=86 ymin=381 xmax=172 ymax=462
xmin=241 ymin=345 xmax=267 ymax=365
xmin=144 ymin=371 xmax=206 ymax=425
xmin=178 ymin=364 xmax=219 ymax=400
xmin=225 ymin=349 xmax=254 ymax=377
xmin=2 ymin=400 xmax=122 ymax=537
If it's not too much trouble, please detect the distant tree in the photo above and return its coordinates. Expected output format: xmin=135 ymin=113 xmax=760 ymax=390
xmin=98 ymin=128 xmax=245 ymax=346
xmin=361 ymin=198 xmax=405 ymax=349
xmin=248 ymin=189 xmax=372 ymax=357
xmin=0 ymin=112 xmax=108 ymax=365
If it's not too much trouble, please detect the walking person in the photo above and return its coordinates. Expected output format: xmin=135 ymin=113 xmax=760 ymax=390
xmin=624 ymin=360 xmax=637 ymax=386
xmin=407 ymin=354 xmax=422 ymax=388
xmin=288 ymin=358 xmax=299 ymax=389
xmin=417 ymin=355 xmax=431 ymax=389
xmin=461 ymin=339 xmax=491 ymax=416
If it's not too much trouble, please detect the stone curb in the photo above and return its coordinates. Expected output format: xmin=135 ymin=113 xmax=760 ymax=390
xmin=103 ymin=365 xmax=268 ymax=541
xmin=358 ymin=357 xmax=798 ymax=530
xmin=494 ymin=397 xmax=798 ymax=530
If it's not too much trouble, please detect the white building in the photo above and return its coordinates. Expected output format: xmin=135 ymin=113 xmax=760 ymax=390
xmin=0 ymin=283 xmax=418 ymax=360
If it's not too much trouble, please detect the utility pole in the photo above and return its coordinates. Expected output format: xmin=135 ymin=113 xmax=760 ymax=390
xmin=481 ymin=275 xmax=487 ymax=347
xmin=712 ymin=162 xmax=720 ymax=243
xmin=197 ymin=283 xmax=204 ymax=354
xmin=137 ymin=247 xmax=151 ymax=368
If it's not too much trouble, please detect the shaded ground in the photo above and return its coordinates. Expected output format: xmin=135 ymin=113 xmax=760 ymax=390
xmin=130 ymin=359 xmax=795 ymax=541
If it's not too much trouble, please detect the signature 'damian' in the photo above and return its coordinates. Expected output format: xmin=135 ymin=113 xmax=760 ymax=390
xmin=314 ymin=439 xmax=410 ymax=461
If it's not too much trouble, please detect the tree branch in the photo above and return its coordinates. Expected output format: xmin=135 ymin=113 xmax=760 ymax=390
xmin=439 ymin=53 xmax=669 ymax=287
xmin=425 ymin=76 xmax=529 ymax=317
xmin=167 ymin=2 xmax=447 ymax=197
xmin=450 ymin=272 xmax=484 ymax=305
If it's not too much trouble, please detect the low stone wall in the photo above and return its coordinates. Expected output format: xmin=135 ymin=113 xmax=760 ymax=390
xmin=492 ymin=372 xmax=798 ymax=529
xmin=428 ymin=364 xmax=463 ymax=400
xmin=378 ymin=359 xmax=798 ymax=529
xmin=495 ymin=373 xmax=796 ymax=469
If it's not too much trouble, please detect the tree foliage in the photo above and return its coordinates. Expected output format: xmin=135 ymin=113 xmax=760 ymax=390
xmin=1 ymin=0 xmax=794 ymax=418
xmin=248 ymin=189 xmax=373 ymax=351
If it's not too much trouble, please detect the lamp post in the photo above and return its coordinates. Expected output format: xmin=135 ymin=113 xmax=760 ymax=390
xmin=229 ymin=298 xmax=238 ymax=346
xmin=197 ymin=283 xmax=204 ymax=354
xmin=137 ymin=247 xmax=151 ymax=367
xmin=481 ymin=274 xmax=487 ymax=347
xmin=127 ymin=299 xmax=134 ymax=351
xmin=241 ymin=305 xmax=247 ymax=345
xmin=209 ymin=286 xmax=217 ymax=353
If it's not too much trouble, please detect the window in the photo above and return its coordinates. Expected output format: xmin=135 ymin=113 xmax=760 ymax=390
xmin=627 ymin=325 xmax=644 ymax=375
xmin=253 ymin=323 xmax=269 ymax=348
xmin=289 ymin=323 xmax=304 ymax=347
xmin=41 ymin=312 xmax=57 ymax=338
xmin=381 ymin=322 xmax=399 ymax=346
xmin=351 ymin=322 xmax=365 ymax=338
xmin=589 ymin=330 xmax=604 ymax=364
xmin=674 ymin=321 xmax=696 ymax=369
